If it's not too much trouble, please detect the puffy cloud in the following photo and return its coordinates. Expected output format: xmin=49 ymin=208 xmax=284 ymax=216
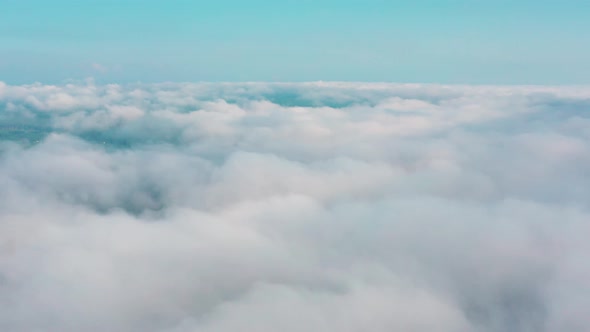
xmin=1 ymin=81 xmax=590 ymax=332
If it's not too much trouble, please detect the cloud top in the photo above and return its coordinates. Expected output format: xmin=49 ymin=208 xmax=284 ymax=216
xmin=1 ymin=82 xmax=590 ymax=332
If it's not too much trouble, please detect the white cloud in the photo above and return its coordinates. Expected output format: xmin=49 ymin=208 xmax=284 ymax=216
xmin=91 ymin=63 xmax=108 ymax=73
xmin=1 ymin=82 xmax=590 ymax=331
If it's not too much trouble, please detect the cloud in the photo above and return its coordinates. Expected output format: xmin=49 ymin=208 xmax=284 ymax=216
xmin=1 ymin=82 xmax=590 ymax=331
xmin=91 ymin=63 xmax=108 ymax=72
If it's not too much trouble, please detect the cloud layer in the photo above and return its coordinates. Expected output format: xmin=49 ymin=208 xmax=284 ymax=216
xmin=1 ymin=81 xmax=590 ymax=332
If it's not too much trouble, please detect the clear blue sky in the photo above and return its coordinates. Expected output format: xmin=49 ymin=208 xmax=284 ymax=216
xmin=1 ymin=0 xmax=589 ymax=84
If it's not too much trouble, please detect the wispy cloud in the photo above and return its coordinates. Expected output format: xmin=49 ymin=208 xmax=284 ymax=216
xmin=90 ymin=63 xmax=108 ymax=73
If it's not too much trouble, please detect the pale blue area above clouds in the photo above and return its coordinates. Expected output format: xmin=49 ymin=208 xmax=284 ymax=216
xmin=1 ymin=0 xmax=589 ymax=84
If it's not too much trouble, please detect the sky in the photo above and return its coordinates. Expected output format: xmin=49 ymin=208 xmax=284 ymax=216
xmin=1 ymin=0 xmax=590 ymax=84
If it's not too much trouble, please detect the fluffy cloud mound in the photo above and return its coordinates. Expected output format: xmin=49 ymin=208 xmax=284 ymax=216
xmin=1 ymin=81 xmax=590 ymax=332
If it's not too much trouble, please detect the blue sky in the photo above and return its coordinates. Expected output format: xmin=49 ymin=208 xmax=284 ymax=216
xmin=1 ymin=0 xmax=589 ymax=84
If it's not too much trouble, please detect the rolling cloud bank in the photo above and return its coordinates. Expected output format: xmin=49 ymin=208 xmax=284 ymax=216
xmin=1 ymin=81 xmax=589 ymax=332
